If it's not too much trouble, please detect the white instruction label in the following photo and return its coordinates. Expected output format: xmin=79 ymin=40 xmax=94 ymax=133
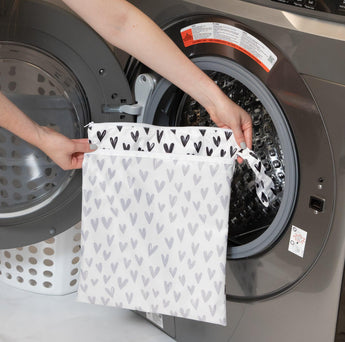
xmin=146 ymin=312 xmax=164 ymax=329
xmin=180 ymin=22 xmax=277 ymax=72
xmin=288 ymin=225 xmax=307 ymax=258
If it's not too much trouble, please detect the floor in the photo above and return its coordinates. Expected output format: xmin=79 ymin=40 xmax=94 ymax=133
xmin=0 ymin=280 xmax=175 ymax=342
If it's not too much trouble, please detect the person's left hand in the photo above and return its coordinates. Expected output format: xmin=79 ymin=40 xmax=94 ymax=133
xmin=37 ymin=127 xmax=96 ymax=170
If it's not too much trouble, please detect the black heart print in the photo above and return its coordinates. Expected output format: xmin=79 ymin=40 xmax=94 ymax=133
xmin=147 ymin=142 xmax=155 ymax=152
xmin=157 ymin=130 xmax=164 ymax=143
xmin=181 ymin=135 xmax=190 ymax=147
xmin=123 ymin=143 xmax=131 ymax=150
xmin=199 ymin=129 xmax=206 ymax=136
xmin=206 ymin=147 xmax=213 ymax=156
xmin=213 ymin=136 xmax=221 ymax=147
xmin=163 ymin=143 xmax=174 ymax=153
xmin=110 ymin=137 xmax=118 ymax=149
xmin=97 ymin=130 xmax=106 ymax=142
xmin=131 ymin=130 xmax=139 ymax=142
xmin=225 ymin=131 xmax=232 ymax=140
xmin=261 ymin=192 xmax=268 ymax=203
xmin=194 ymin=141 xmax=202 ymax=153
xmin=230 ymin=146 xmax=237 ymax=158
xmin=255 ymin=162 xmax=262 ymax=172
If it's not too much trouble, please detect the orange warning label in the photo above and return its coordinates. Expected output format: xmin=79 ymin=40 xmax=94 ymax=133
xmin=180 ymin=22 xmax=277 ymax=73
xmin=181 ymin=28 xmax=194 ymax=45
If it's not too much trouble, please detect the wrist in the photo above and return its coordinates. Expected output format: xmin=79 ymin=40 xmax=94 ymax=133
xmin=30 ymin=124 xmax=50 ymax=151
xmin=201 ymin=86 xmax=230 ymax=122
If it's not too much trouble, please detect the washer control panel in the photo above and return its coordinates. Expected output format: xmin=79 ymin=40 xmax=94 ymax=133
xmin=271 ymin=0 xmax=345 ymax=15
xmin=243 ymin=0 xmax=345 ymax=22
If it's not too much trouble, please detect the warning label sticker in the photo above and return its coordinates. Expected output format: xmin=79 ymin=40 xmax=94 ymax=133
xmin=288 ymin=225 xmax=307 ymax=258
xmin=180 ymin=22 xmax=277 ymax=72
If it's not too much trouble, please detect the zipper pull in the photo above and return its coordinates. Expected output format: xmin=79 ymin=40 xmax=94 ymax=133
xmin=84 ymin=121 xmax=94 ymax=128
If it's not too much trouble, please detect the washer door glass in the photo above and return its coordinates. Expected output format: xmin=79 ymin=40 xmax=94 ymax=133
xmin=0 ymin=43 xmax=87 ymax=217
xmin=140 ymin=56 xmax=298 ymax=259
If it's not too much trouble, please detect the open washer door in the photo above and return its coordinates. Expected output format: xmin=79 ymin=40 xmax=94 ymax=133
xmin=0 ymin=0 xmax=135 ymax=248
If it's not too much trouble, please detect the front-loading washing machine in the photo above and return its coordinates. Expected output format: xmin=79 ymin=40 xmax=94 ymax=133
xmin=123 ymin=0 xmax=345 ymax=341
xmin=0 ymin=0 xmax=138 ymax=249
xmin=1 ymin=0 xmax=345 ymax=341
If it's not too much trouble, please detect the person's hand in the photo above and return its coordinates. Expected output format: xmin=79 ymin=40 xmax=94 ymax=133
xmin=207 ymin=93 xmax=253 ymax=150
xmin=37 ymin=127 xmax=96 ymax=170
xmin=203 ymin=91 xmax=252 ymax=164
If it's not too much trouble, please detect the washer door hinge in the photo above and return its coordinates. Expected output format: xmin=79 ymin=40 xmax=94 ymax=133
xmin=102 ymin=73 xmax=156 ymax=122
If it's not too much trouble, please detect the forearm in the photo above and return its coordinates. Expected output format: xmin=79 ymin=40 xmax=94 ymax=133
xmin=0 ymin=91 xmax=94 ymax=170
xmin=62 ymin=0 xmax=252 ymax=147
xmin=61 ymin=0 xmax=228 ymax=118
xmin=0 ymin=91 xmax=44 ymax=148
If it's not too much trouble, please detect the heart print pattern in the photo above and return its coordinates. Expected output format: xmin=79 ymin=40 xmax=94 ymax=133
xmin=78 ymin=122 xmax=276 ymax=326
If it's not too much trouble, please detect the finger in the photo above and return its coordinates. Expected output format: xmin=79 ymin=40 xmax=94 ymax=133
xmin=232 ymin=127 xmax=247 ymax=150
xmin=72 ymin=138 xmax=89 ymax=143
xmin=73 ymin=157 xmax=85 ymax=169
xmin=243 ymin=124 xmax=253 ymax=150
xmin=237 ymin=156 xmax=244 ymax=164
xmin=70 ymin=152 xmax=86 ymax=169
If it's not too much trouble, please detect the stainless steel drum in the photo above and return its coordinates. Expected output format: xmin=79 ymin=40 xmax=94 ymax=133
xmin=175 ymin=71 xmax=284 ymax=248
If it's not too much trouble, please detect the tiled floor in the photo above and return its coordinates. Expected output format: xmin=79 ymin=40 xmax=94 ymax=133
xmin=0 ymin=281 xmax=175 ymax=342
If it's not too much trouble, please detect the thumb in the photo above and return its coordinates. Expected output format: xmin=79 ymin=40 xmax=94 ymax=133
xmin=72 ymin=139 xmax=97 ymax=153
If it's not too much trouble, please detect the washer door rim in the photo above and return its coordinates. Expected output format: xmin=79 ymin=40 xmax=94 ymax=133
xmin=0 ymin=0 xmax=134 ymax=248
xmin=142 ymin=55 xmax=298 ymax=259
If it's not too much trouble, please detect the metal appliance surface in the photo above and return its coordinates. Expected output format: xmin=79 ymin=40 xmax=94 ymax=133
xmin=1 ymin=1 xmax=345 ymax=341
xmin=125 ymin=1 xmax=345 ymax=341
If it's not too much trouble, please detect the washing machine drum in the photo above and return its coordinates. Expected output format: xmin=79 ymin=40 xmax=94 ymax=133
xmin=137 ymin=55 xmax=297 ymax=260
xmin=0 ymin=0 xmax=134 ymax=248
xmin=176 ymin=70 xmax=285 ymax=247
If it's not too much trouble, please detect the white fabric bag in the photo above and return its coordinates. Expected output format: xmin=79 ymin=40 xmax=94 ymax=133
xmin=78 ymin=122 xmax=275 ymax=326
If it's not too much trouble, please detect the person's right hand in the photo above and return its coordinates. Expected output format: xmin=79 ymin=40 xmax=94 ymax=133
xmin=206 ymin=92 xmax=253 ymax=150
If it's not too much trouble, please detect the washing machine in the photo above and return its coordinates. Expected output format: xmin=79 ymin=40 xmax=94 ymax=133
xmin=0 ymin=0 xmax=139 ymax=248
xmin=1 ymin=0 xmax=345 ymax=341
xmin=122 ymin=0 xmax=345 ymax=341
